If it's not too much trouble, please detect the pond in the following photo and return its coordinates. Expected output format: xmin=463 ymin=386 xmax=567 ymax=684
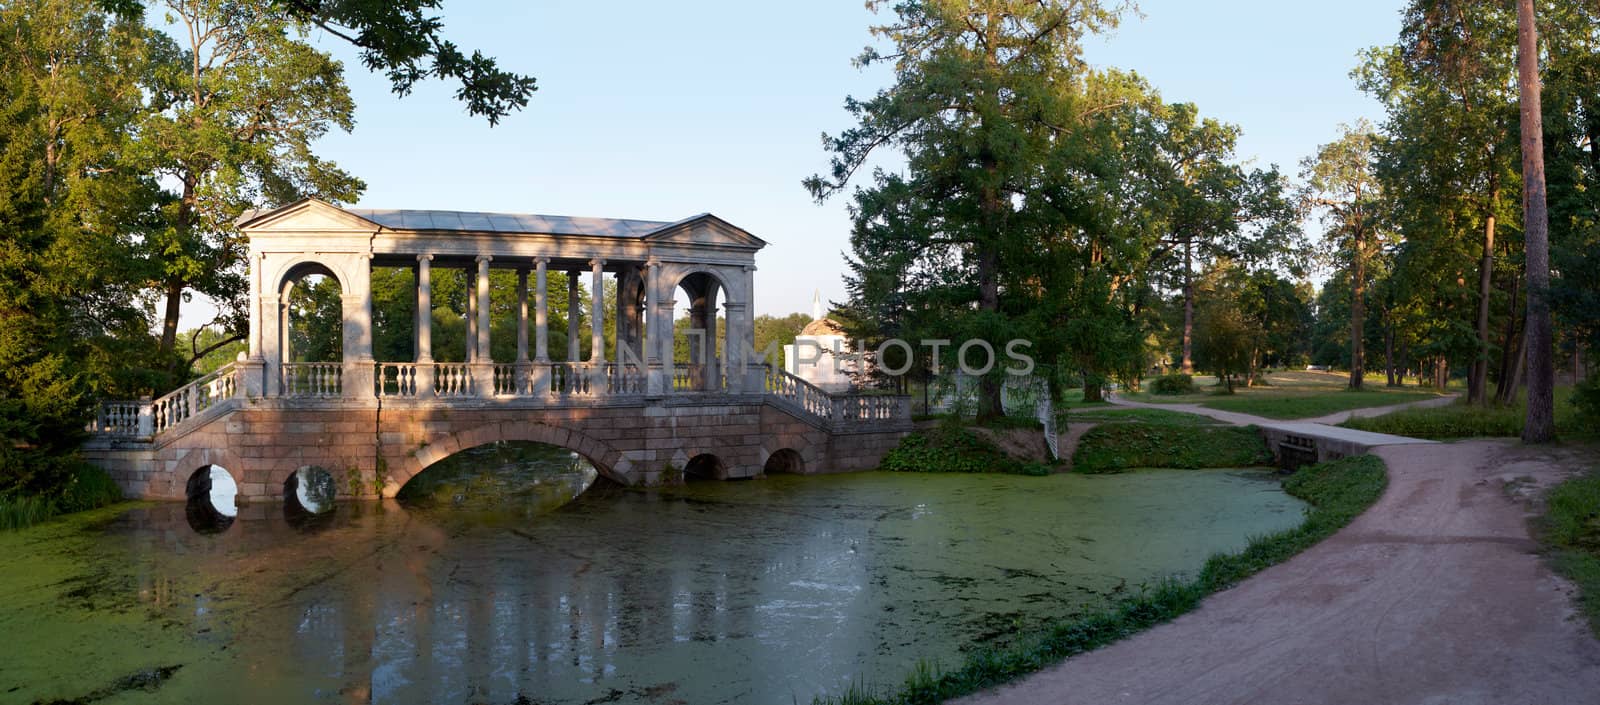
xmin=0 ymin=444 xmax=1306 ymax=704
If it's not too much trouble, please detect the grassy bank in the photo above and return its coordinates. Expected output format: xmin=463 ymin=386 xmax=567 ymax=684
xmin=881 ymin=423 xmax=1054 ymax=476
xmin=1072 ymin=423 xmax=1272 ymax=473
xmin=813 ymin=454 xmax=1388 ymax=705
xmin=1540 ymin=469 xmax=1600 ymax=637
xmin=0 ymin=463 xmax=123 ymax=530
xmin=1341 ymin=387 xmax=1591 ymax=440
xmin=1201 ymin=389 xmax=1438 ymax=420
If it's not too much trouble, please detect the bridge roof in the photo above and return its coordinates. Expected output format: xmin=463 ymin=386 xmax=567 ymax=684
xmin=343 ymin=208 xmax=679 ymax=238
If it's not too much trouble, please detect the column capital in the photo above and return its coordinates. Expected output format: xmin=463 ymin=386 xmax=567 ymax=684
xmin=723 ymin=301 xmax=748 ymax=311
xmin=534 ymin=256 xmax=550 ymax=265
xmin=475 ymin=254 xmax=494 ymax=264
xmin=589 ymin=258 xmax=606 ymax=269
xmin=416 ymin=253 xmax=434 ymax=263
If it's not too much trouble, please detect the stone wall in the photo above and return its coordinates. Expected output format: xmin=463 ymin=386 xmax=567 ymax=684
xmin=83 ymin=397 xmax=911 ymax=502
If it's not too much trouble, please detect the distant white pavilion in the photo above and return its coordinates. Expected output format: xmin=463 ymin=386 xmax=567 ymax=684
xmin=784 ymin=291 xmax=855 ymax=392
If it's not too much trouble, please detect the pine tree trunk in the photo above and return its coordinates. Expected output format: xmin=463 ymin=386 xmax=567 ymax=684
xmin=1470 ymin=189 xmax=1498 ymax=405
xmin=1181 ymin=239 xmax=1194 ymax=374
xmin=1386 ymin=326 xmax=1397 ymax=387
xmin=1518 ymin=0 xmax=1555 ymax=442
xmin=1350 ymin=228 xmax=1366 ymax=390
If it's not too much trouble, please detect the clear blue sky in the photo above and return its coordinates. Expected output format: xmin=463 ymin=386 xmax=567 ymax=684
xmin=298 ymin=0 xmax=1407 ymax=318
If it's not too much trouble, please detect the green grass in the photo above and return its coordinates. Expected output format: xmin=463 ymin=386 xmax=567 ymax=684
xmin=1072 ymin=423 xmax=1272 ymax=473
xmin=811 ymin=455 xmax=1388 ymax=705
xmin=1064 ymin=407 xmax=1221 ymax=427
xmin=1117 ymin=370 xmax=1446 ymax=420
xmin=1201 ymin=389 xmax=1439 ymax=420
xmin=882 ymin=423 xmax=1053 ymax=476
xmin=0 ymin=463 xmax=124 ymax=531
xmin=1341 ymin=387 xmax=1592 ymax=440
xmin=1540 ymin=469 xmax=1600 ymax=638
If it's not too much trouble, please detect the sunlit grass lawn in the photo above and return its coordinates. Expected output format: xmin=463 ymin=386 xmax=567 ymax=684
xmin=1343 ymin=386 xmax=1594 ymax=440
xmin=1118 ymin=370 xmax=1449 ymax=420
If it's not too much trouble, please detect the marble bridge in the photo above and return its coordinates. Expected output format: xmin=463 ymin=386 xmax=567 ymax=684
xmin=83 ymin=199 xmax=911 ymax=503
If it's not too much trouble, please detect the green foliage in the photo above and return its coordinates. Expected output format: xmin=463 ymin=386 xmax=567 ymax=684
xmin=1540 ymin=470 xmax=1600 ymax=636
xmin=1574 ymin=376 xmax=1600 ymax=431
xmin=1149 ymin=373 xmax=1196 ymax=395
xmin=1072 ymin=423 xmax=1272 ymax=473
xmin=1341 ymin=389 xmax=1588 ymax=439
xmin=0 ymin=459 xmax=120 ymax=530
xmin=880 ymin=422 xmax=1046 ymax=475
xmin=1201 ymin=389 xmax=1439 ymax=420
xmin=811 ymin=455 xmax=1387 ymax=705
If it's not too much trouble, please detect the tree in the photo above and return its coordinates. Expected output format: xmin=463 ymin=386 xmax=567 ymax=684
xmin=1302 ymin=123 xmax=1385 ymax=390
xmin=1191 ymin=265 xmax=1256 ymax=394
xmin=138 ymin=0 xmax=365 ymax=368
xmin=99 ymin=0 xmax=536 ymax=124
xmin=0 ymin=0 xmax=162 ymax=497
xmin=1357 ymin=0 xmax=1522 ymax=405
xmin=807 ymin=0 xmax=1132 ymax=419
xmin=1517 ymin=0 xmax=1555 ymax=442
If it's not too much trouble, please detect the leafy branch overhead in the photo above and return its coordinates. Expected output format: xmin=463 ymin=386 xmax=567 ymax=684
xmin=98 ymin=0 xmax=537 ymax=124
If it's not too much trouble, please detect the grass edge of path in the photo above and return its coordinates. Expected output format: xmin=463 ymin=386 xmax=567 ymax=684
xmin=1539 ymin=469 xmax=1600 ymax=638
xmin=813 ymin=455 xmax=1389 ymax=705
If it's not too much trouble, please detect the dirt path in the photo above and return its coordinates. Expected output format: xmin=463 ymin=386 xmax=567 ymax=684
xmin=955 ymin=440 xmax=1600 ymax=705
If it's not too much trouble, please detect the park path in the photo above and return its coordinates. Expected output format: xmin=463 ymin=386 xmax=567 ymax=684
xmin=957 ymin=440 xmax=1600 ymax=705
xmin=1100 ymin=391 xmax=1460 ymax=428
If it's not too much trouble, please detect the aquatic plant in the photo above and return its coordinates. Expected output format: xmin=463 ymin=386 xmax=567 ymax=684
xmin=811 ymin=455 xmax=1388 ymax=705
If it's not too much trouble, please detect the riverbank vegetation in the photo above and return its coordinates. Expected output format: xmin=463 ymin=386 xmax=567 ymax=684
xmin=1540 ymin=468 xmax=1600 ymax=636
xmin=881 ymin=422 xmax=1053 ymax=476
xmin=1071 ymin=424 xmax=1273 ymax=474
xmin=814 ymin=454 xmax=1388 ymax=704
xmin=1342 ymin=387 xmax=1592 ymax=440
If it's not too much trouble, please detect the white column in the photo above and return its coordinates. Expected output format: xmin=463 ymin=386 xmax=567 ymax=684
xmin=516 ymin=267 xmax=530 ymax=363
xmin=534 ymin=258 xmax=550 ymax=362
xmin=466 ymin=266 xmax=477 ymax=363
xmin=590 ymin=259 xmax=606 ymax=364
xmin=415 ymin=255 xmax=433 ymax=362
xmin=567 ymin=271 xmax=581 ymax=362
xmin=475 ymin=255 xmax=493 ymax=361
xmin=342 ymin=253 xmax=375 ymax=399
xmin=415 ymin=254 xmax=435 ymax=398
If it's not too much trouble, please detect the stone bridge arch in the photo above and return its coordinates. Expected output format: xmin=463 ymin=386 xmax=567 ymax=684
xmin=385 ymin=421 xmax=632 ymax=497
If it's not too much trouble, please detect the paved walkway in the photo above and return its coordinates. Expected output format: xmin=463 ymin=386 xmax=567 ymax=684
xmin=965 ymin=401 xmax=1600 ymax=705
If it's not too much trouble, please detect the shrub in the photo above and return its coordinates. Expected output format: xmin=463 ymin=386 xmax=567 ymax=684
xmin=881 ymin=422 xmax=1043 ymax=475
xmin=1540 ymin=471 xmax=1600 ymax=636
xmin=1575 ymin=375 xmax=1600 ymax=433
xmin=1072 ymin=423 xmax=1272 ymax=473
xmin=1148 ymin=373 xmax=1196 ymax=396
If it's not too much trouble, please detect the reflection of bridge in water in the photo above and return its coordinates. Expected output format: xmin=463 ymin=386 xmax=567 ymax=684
xmin=84 ymin=199 xmax=910 ymax=504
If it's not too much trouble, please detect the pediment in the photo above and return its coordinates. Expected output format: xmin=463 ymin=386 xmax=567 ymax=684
xmin=643 ymin=214 xmax=767 ymax=250
xmin=236 ymin=197 xmax=382 ymax=234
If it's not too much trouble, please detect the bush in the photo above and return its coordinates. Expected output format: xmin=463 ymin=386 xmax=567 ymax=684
xmin=1072 ymin=423 xmax=1272 ymax=473
xmin=1148 ymin=373 xmax=1196 ymax=396
xmin=881 ymin=422 xmax=1044 ymax=475
xmin=1575 ymin=376 xmax=1600 ymax=432
xmin=0 ymin=458 xmax=121 ymax=530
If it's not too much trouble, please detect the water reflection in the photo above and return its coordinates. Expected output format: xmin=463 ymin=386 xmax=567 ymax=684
xmin=2 ymin=464 xmax=1307 ymax=705
xmin=285 ymin=466 xmax=338 ymax=516
xmin=184 ymin=464 xmax=238 ymax=534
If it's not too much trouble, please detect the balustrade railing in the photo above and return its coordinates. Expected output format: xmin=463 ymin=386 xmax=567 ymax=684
xmin=89 ymin=401 xmax=144 ymax=438
xmin=492 ymin=364 xmax=520 ymax=396
xmin=91 ymin=363 xmax=240 ymax=439
xmin=606 ymin=363 xmax=647 ymax=396
xmin=550 ymin=363 xmax=597 ymax=396
xmin=376 ymin=363 xmax=419 ymax=397
xmin=281 ymin=362 xmax=341 ymax=397
xmin=434 ymin=363 xmax=474 ymax=398
xmin=764 ymin=367 xmax=834 ymax=421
